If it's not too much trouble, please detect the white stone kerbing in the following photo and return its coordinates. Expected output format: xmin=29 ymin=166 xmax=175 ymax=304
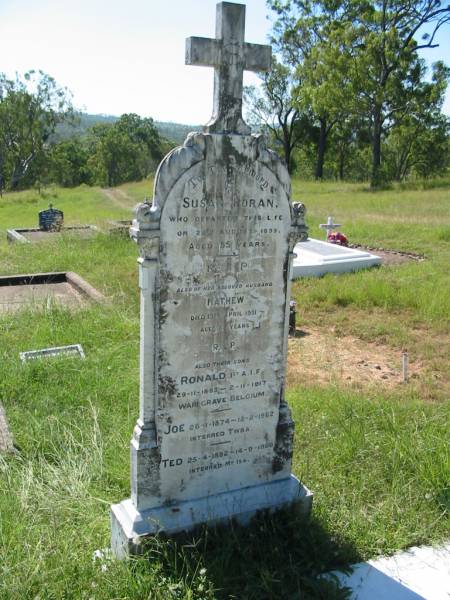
xmin=327 ymin=542 xmax=450 ymax=600
xmin=111 ymin=475 xmax=312 ymax=558
xmin=292 ymin=238 xmax=381 ymax=278
xmin=6 ymin=228 xmax=29 ymax=243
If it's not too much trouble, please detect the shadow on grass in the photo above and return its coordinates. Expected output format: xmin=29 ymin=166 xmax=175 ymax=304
xmin=291 ymin=329 xmax=311 ymax=339
xmin=140 ymin=508 xmax=360 ymax=600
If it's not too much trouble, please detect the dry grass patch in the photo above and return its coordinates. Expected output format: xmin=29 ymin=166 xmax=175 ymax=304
xmin=100 ymin=187 xmax=136 ymax=210
xmin=287 ymin=326 xmax=448 ymax=401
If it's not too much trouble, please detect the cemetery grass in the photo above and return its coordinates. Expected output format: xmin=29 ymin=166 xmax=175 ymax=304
xmin=0 ymin=181 xmax=449 ymax=599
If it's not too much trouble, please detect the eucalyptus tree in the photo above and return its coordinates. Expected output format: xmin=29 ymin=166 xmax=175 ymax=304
xmin=343 ymin=0 xmax=450 ymax=186
xmin=47 ymin=138 xmax=91 ymax=187
xmin=268 ymin=0 xmax=450 ymax=186
xmin=87 ymin=114 xmax=164 ymax=187
xmin=0 ymin=71 xmax=73 ymax=191
xmin=383 ymin=61 xmax=450 ymax=180
xmin=244 ymin=59 xmax=308 ymax=173
xmin=267 ymin=0 xmax=355 ymax=179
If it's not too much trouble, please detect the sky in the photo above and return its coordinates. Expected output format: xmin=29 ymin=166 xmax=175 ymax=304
xmin=1 ymin=0 xmax=449 ymax=125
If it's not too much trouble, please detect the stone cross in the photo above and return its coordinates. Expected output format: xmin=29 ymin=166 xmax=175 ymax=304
xmin=319 ymin=216 xmax=341 ymax=240
xmin=186 ymin=2 xmax=271 ymax=134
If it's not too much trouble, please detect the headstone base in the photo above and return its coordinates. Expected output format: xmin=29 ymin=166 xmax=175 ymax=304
xmin=111 ymin=475 xmax=312 ymax=559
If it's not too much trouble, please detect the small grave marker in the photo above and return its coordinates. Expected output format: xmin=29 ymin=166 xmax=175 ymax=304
xmin=38 ymin=204 xmax=64 ymax=231
xmin=0 ymin=405 xmax=15 ymax=453
xmin=20 ymin=344 xmax=85 ymax=363
xmin=319 ymin=216 xmax=341 ymax=240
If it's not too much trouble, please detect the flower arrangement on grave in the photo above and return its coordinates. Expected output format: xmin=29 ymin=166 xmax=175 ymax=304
xmin=327 ymin=231 xmax=348 ymax=246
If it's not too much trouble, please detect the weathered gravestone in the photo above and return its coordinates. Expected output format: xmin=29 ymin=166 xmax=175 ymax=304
xmin=39 ymin=204 xmax=64 ymax=231
xmin=111 ymin=1 xmax=311 ymax=558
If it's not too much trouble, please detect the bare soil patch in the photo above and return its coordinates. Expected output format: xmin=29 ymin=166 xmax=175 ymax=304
xmin=0 ymin=272 xmax=105 ymax=313
xmin=350 ymin=245 xmax=425 ymax=265
xmin=287 ymin=326 xmax=428 ymax=392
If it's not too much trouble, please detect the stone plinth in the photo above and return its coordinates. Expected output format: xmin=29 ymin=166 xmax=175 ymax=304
xmin=112 ymin=475 xmax=312 ymax=557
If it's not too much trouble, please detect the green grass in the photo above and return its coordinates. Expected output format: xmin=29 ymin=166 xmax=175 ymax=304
xmin=119 ymin=179 xmax=155 ymax=204
xmin=291 ymin=387 xmax=449 ymax=556
xmin=0 ymin=185 xmax=131 ymax=231
xmin=0 ymin=180 xmax=449 ymax=599
xmin=290 ymin=179 xmax=450 ymax=401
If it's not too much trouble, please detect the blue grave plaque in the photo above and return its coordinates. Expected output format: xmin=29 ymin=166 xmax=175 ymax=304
xmin=38 ymin=204 xmax=64 ymax=231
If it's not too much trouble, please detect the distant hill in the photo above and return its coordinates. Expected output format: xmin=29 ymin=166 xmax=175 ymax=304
xmin=155 ymin=121 xmax=201 ymax=144
xmin=53 ymin=114 xmax=118 ymax=141
xmin=54 ymin=113 xmax=200 ymax=145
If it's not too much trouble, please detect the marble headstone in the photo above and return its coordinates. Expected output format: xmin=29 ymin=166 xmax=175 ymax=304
xmin=111 ymin=1 xmax=311 ymax=558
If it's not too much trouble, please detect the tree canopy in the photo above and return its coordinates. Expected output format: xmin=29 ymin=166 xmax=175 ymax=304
xmin=259 ymin=0 xmax=450 ymax=185
xmin=0 ymin=71 xmax=73 ymax=192
xmin=0 ymin=71 xmax=170 ymax=192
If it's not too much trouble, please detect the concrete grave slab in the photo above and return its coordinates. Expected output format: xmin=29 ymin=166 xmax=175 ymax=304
xmin=7 ymin=225 xmax=98 ymax=244
xmin=329 ymin=542 xmax=450 ymax=600
xmin=106 ymin=219 xmax=133 ymax=236
xmin=292 ymin=238 xmax=381 ymax=278
xmin=0 ymin=272 xmax=106 ymax=313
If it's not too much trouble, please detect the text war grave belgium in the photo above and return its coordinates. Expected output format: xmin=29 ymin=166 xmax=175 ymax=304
xmin=110 ymin=1 xmax=312 ymax=557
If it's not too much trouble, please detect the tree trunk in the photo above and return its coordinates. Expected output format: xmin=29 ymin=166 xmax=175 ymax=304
xmin=315 ymin=118 xmax=327 ymax=179
xmin=339 ymin=147 xmax=345 ymax=180
xmin=284 ymin=141 xmax=292 ymax=174
xmin=280 ymin=119 xmax=294 ymax=175
xmin=371 ymin=106 xmax=382 ymax=188
xmin=11 ymin=166 xmax=23 ymax=190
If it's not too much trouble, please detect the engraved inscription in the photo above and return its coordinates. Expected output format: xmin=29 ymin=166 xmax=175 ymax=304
xmin=155 ymin=139 xmax=292 ymax=501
